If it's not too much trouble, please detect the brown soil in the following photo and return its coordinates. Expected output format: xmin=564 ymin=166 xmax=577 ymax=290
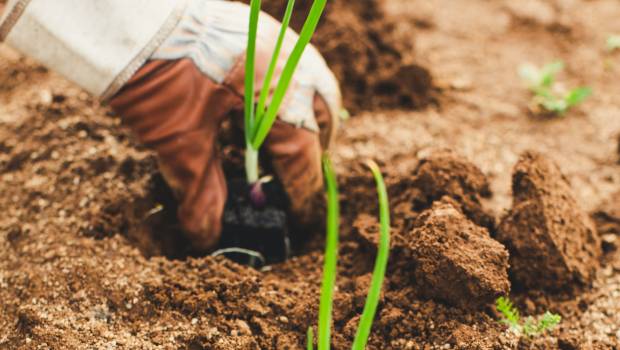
xmin=2 ymin=0 xmax=620 ymax=349
xmin=497 ymin=152 xmax=601 ymax=292
xmin=408 ymin=149 xmax=495 ymax=231
xmin=401 ymin=197 xmax=510 ymax=310
xmin=253 ymin=0 xmax=436 ymax=113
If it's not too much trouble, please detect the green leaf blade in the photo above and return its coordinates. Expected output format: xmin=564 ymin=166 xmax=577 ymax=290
xmin=318 ymin=154 xmax=340 ymax=350
xmin=351 ymin=160 xmax=391 ymax=350
xmin=564 ymin=86 xmax=592 ymax=107
xmin=539 ymin=61 xmax=564 ymax=88
xmin=307 ymin=327 xmax=314 ymax=350
xmin=255 ymin=0 xmax=296 ymax=126
xmin=244 ymin=0 xmax=262 ymax=143
xmin=251 ymin=0 xmax=327 ymax=149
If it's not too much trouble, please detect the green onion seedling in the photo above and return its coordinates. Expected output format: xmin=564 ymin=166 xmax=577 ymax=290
xmin=317 ymin=154 xmax=339 ymax=350
xmin=309 ymin=158 xmax=391 ymax=350
xmin=519 ymin=61 xmax=591 ymax=115
xmin=244 ymin=0 xmax=327 ymax=194
xmin=310 ymin=157 xmax=391 ymax=350
xmin=496 ymin=296 xmax=561 ymax=338
xmin=351 ymin=160 xmax=391 ymax=350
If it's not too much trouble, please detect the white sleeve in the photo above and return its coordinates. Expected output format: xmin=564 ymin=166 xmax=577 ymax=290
xmin=0 ymin=0 xmax=188 ymax=100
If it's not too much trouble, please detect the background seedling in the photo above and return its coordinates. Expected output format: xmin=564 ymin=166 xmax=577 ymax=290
xmin=519 ymin=61 xmax=591 ymax=115
xmin=245 ymin=0 xmax=327 ymax=184
xmin=309 ymin=157 xmax=391 ymax=350
xmin=496 ymin=296 xmax=561 ymax=338
xmin=607 ymin=35 xmax=620 ymax=52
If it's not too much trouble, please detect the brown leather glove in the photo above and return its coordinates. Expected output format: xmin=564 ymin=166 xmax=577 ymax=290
xmin=110 ymin=58 xmax=337 ymax=253
xmin=110 ymin=3 xmax=341 ymax=254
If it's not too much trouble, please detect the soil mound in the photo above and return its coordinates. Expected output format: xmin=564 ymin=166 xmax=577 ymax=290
xmin=253 ymin=0 xmax=434 ymax=112
xmin=402 ymin=197 xmax=510 ymax=309
xmin=407 ymin=149 xmax=495 ymax=231
xmin=497 ymin=151 xmax=601 ymax=291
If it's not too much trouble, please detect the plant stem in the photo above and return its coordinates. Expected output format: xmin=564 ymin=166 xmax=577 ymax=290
xmin=251 ymin=0 xmax=327 ymax=149
xmin=244 ymin=0 xmax=261 ymax=182
xmin=245 ymin=144 xmax=259 ymax=184
xmin=307 ymin=327 xmax=314 ymax=350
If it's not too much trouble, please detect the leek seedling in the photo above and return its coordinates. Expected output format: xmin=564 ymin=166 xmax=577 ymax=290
xmin=351 ymin=160 xmax=391 ymax=350
xmin=244 ymin=0 xmax=327 ymax=185
xmin=317 ymin=154 xmax=340 ymax=350
xmin=496 ymin=296 xmax=561 ymax=338
xmin=519 ymin=61 xmax=591 ymax=115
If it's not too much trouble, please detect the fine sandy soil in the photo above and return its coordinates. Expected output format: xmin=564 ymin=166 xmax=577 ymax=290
xmin=2 ymin=0 xmax=620 ymax=349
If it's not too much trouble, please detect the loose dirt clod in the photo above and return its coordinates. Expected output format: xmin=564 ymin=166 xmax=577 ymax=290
xmin=403 ymin=197 xmax=510 ymax=309
xmin=497 ymin=151 xmax=601 ymax=291
xmin=410 ymin=149 xmax=495 ymax=231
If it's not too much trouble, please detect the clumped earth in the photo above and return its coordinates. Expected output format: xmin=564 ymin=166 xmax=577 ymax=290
xmin=2 ymin=0 xmax=620 ymax=349
xmin=401 ymin=197 xmax=510 ymax=310
xmin=408 ymin=149 xmax=495 ymax=231
xmin=497 ymin=151 xmax=601 ymax=292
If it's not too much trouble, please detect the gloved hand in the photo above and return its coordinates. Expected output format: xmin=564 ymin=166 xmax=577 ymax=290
xmin=109 ymin=1 xmax=341 ymax=254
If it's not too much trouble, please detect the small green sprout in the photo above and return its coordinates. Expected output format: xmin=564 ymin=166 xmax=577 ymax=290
xmin=519 ymin=61 xmax=591 ymax=115
xmin=245 ymin=0 xmax=327 ymax=183
xmin=496 ymin=297 xmax=561 ymax=338
xmin=607 ymin=35 xmax=620 ymax=52
xmin=496 ymin=296 xmax=520 ymax=331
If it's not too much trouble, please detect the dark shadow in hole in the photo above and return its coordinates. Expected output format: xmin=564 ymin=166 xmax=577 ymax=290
xmin=123 ymin=173 xmax=195 ymax=260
